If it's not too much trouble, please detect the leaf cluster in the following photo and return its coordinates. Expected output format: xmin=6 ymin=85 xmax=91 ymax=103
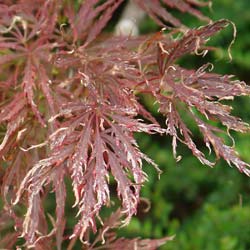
xmin=0 ymin=1 xmax=249 ymax=249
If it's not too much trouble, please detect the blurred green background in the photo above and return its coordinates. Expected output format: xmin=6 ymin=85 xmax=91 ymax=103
xmin=119 ymin=0 xmax=250 ymax=249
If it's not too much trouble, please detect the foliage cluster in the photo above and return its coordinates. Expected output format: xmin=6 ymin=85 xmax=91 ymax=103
xmin=0 ymin=0 xmax=249 ymax=249
xmin=124 ymin=1 xmax=250 ymax=249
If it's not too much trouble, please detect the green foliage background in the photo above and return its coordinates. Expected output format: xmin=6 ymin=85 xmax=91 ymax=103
xmin=120 ymin=0 xmax=250 ymax=249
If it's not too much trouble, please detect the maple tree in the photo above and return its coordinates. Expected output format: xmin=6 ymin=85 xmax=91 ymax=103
xmin=0 ymin=0 xmax=249 ymax=249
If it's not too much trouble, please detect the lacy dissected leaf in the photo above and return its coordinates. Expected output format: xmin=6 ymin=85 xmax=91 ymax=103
xmin=83 ymin=0 xmax=124 ymax=46
xmin=60 ymin=101 xmax=163 ymax=240
xmin=183 ymin=64 xmax=250 ymax=99
xmin=12 ymin=148 xmax=72 ymax=247
xmin=1 ymin=118 xmax=51 ymax=212
xmin=14 ymin=98 xmax=163 ymax=244
xmin=159 ymin=96 xmax=213 ymax=165
xmin=156 ymin=57 xmax=250 ymax=174
xmin=134 ymin=0 xmax=210 ymax=28
xmin=112 ymin=20 xmax=248 ymax=174
xmin=157 ymin=20 xmax=232 ymax=74
xmin=0 ymin=1 xmax=59 ymax=124
xmin=66 ymin=0 xmax=124 ymax=44
xmin=159 ymin=87 xmax=249 ymax=173
xmin=193 ymin=115 xmax=250 ymax=176
xmin=1 ymin=150 xmax=52 ymax=248
xmin=161 ymin=66 xmax=250 ymax=131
